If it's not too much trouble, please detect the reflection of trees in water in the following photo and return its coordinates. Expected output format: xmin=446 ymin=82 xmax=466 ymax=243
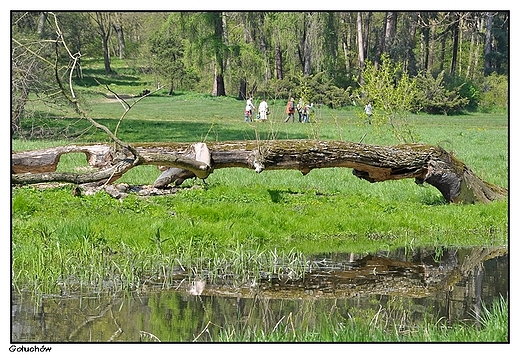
xmin=11 ymin=246 xmax=507 ymax=342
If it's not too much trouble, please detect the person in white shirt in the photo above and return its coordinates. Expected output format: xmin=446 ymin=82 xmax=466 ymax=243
xmin=364 ymin=102 xmax=373 ymax=121
xmin=244 ymin=97 xmax=255 ymax=122
xmin=258 ymin=99 xmax=269 ymax=121
xmin=302 ymin=103 xmax=313 ymax=123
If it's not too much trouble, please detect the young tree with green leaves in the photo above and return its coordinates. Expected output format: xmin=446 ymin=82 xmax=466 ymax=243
xmin=355 ymin=54 xmax=418 ymax=143
xmin=149 ymin=14 xmax=189 ymax=95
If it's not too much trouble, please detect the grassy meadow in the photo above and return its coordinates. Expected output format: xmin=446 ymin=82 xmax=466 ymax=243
xmin=10 ymin=60 xmax=509 ymax=341
xmin=12 ymin=88 xmax=508 ymax=290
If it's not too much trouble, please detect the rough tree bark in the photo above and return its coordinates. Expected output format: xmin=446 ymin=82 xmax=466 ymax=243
xmin=11 ymin=140 xmax=507 ymax=204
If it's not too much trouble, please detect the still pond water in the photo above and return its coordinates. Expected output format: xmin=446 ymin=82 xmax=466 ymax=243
xmin=12 ymin=246 xmax=507 ymax=342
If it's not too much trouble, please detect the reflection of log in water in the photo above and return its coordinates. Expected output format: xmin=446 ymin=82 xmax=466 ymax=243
xmin=12 ymin=246 xmax=507 ymax=342
xmin=180 ymin=246 xmax=507 ymax=300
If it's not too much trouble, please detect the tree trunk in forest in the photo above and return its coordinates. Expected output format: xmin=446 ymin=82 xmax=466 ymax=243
xmin=374 ymin=12 xmax=387 ymax=68
xmin=484 ymin=11 xmax=494 ymax=76
xmin=363 ymin=12 xmax=371 ymax=60
xmin=212 ymin=67 xmax=226 ymax=97
xmin=168 ymin=80 xmax=174 ymax=96
xmin=101 ymin=36 xmax=111 ymax=74
xmin=420 ymin=21 xmax=430 ymax=71
xmin=439 ymin=31 xmax=447 ymax=72
xmin=466 ymin=29 xmax=475 ymax=79
xmin=12 ymin=140 xmax=507 ymax=204
xmin=450 ymin=13 xmax=460 ymax=76
xmin=238 ymin=79 xmax=247 ymax=100
xmin=472 ymin=28 xmax=481 ymax=79
xmin=275 ymin=42 xmax=283 ymax=79
xmin=427 ymin=20 xmax=436 ymax=72
xmin=339 ymin=12 xmax=351 ymax=72
xmin=214 ymin=73 xmax=225 ymax=97
xmin=302 ymin=13 xmax=313 ymax=76
xmin=93 ymin=12 xmax=113 ymax=74
xmin=405 ymin=12 xmax=418 ymax=75
xmin=253 ymin=13 xmax=271 ymax=83
xmin=37 ymin=12 xmax=48 ymax=38
xmin=356 ymin=12 xmax=365 ymax=83
xmin=211 ymin=12 xmax=227 ymax=96
xmin=113 ymin=21 xmax=125 ymax=59
xmin=384 ymin=12 xmax=397 ymax=53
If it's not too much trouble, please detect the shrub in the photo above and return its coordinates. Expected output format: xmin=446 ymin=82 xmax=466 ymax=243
xmin=354 ymin=54 xmax=418 ymax=143
xmin=446 ymin=75 xmax=480 ymax=111
xmin=306 ymin=72 xmax=352 ymax=108
xmin=478 ymin=73 xmax=508 ymax=112
xmin=412 ymin=70 xmax=469 ymax=115
xmin=265 ymin=73 xmax=352 ymax=109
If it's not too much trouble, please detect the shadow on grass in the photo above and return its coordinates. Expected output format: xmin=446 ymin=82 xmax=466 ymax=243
xmin=419 ymin=194 xmax=448 ymax=206
xmin=16 ymin=117 xmax=310 ymax=143
xmin=268 ymin=189 xmax=303 ymax=203
xmin=75 ymin=75 xmax=144 ymax=88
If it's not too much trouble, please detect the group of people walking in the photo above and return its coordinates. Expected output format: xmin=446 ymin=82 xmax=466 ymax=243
xmin=244 ymin=96 xmax=373 ymax=124
xmin=244 ymin=97 xmax=270 ymax=122
xmin=244 ymin=96 xmax=312 ymax=123
xmin=284 ymin=97 xmax=312 ymax=123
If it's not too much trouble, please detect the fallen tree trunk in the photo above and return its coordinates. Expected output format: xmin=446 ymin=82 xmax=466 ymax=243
xmin=11 ymin=140 xmax=507 ymax=204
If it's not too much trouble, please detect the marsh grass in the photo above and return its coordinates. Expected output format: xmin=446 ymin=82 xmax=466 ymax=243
xmin=212 ymin=296 xmax=508 ymax=342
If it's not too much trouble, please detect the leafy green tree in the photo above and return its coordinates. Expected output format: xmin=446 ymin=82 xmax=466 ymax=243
xmin=206 ymin=12 xmax=227 ymax=96
xmin=263 ymin=12 xmax=291 ymax=80
xmin=229 ymin=42 xmax=264 ymax=99
xmin=226 ymin=12 xmax=266 ymax=99
xmin=445 ymin=75 xmax=480 ymax=111
xmin=149 ymin=14 xmax=195 ymax=95
xmin=11 ymin=11 xmax=508 ymax=112
xmin=354 ymin=54 xmax=418 ymax=143
xmin=303 ymin=72 xmax=351 ymax=108
xmin=176 ymin=12 xmax=229 ymax=96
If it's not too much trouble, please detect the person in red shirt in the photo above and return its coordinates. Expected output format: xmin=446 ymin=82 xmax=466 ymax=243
xmin=284 ymin=97 xmax=295 ymax=123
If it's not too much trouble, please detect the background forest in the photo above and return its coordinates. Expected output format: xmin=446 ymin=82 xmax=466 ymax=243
xmin=11 ymin=11 xmax=509 ymax=138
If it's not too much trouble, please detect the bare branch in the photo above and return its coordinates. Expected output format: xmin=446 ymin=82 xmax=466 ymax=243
xmin=110 ymin=84 xmax=165 ymax=139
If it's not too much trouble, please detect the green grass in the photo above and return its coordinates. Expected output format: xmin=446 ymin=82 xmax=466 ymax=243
xmin=11 ymin=164 xmax=508 ymax=296
xmin=11 ymin=62 xmax=509 ymax=343
xmin=213 ymin=296 xmax=508 ymax=342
